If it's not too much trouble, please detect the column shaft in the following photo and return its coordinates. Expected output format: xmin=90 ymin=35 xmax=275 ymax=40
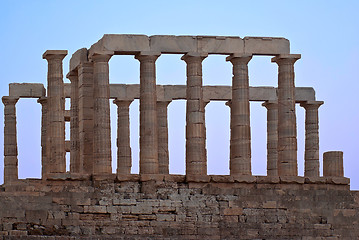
xmin=43 ymin=50 xmax=67 ymax=173
xmin=78 ymin=62 xmax=95 ymax=174
xmin=114 ymin=99 xmax=132 ymax=175
xmin=157 ymin=101 xmax=171 ymax=174
xmin=226 ymin=54 xmax=252 ymax=176
xmin=262 ymin=101 xmax=278 ymax=176
xmin=272 ymin=54 xmax=301 ymax=176
xmin=2 ymin=96 xmax=19 ymax=184
xmin=300 ymin=101 xmax=323 ymax=177
xmin=67 ymin=72 xmax=80 ymax=173
xmin=135 ymin=52 xmax=160 ymax=174
xmin=91 ymin=53 xmax=113 ymax=175
xmin=182 ymin=53 xmax=208 ymax=176
xmin=37 ymin=97 xmax=48 ymax=178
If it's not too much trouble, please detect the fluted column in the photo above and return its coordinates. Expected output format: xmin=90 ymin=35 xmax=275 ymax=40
xmin=90 ymin=52 xmax=113 ymax=175
xmin=181 ymin=52 xmax=208 ymax=176
xmin=78 ymin=62 xmax=94 ymax=174
xmin=2 ymin=96 xmax=19 ymax=184
xmin=271 ymin=54 xmax=301 ymax=176
xmin=37 ymin=97 xmax=48 ymax=178
xmin=157 ymin=101 xmax=171 ymax=174
xmin=113 ymin=99 xmax=133 ymax=175
xmin=67 ymin=71 xmax=80 ymax=173
xmin=262 ymin=101 xmax=278 ymax=176
xmin=300 ymin=101 xmax=323 ymax=177
xmin=226 ymin=54 xmax=252 ymax=176
xmin=43 ymin=50 xmax=67 ymax=174
xmin=135 ymin=52 xmax=161 ymax=174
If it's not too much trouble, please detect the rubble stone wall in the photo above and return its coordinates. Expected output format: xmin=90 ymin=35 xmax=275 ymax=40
xmin=0 ymin=177 xmax=358 ymax=239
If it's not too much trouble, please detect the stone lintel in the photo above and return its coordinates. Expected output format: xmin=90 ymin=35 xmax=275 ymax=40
xmin=69 ymin=48 xmax=88 ymax=73
xmin=42 ymin=50 xmax=68 ymax=60
xmin=9 ymin=83 xmax=46 ymax=98
xmin=244 ymin=37 xmax=290 ymax=55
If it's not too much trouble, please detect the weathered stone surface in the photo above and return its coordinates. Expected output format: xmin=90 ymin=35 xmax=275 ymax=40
xmin=9 ymin=83 xmax=46 ymax=98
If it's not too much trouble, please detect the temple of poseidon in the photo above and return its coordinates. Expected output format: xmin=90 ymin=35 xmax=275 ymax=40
xmin=1 ymin=34 xmax=358 ymax=239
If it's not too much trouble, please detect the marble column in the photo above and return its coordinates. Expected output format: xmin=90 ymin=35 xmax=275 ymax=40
xmin=262 ymin=101 xmax=278 ymax=176
xmin=37 ymin=97 xmax=48 ymax=178
xmin=78 ymin=62 xmax=94 ymax=174
xmin=300 ymin=101 xmax=323 ymax=177
xmin=90 ymin=52 xmax=113 ymax=175
xmin=43 ymin=50 xmax=67 ymax=174
xmin=2 ymin=96 xmax=19 ymax=184
xmin=271 ymin=54 xmax=301 ymax=176
xmin=226 ymin=54 xmax=252 ymax=176
xmin=67 ymin=71 xmax=80 ymax=173
xmin=181 ymin=52 xmax=208 ymax=176
xmin=135 ymin=52 xmax=161 ymax=174
xmin=113 ymin=99 xmax=133 ymax=175
xmin=157 ymin=101 xmax=171 ymax=174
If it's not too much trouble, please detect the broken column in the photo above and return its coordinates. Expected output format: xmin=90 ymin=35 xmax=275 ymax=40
xmin=226 ymin=54 xmax=252 ymax=176
xmin=157 ymin=101 xmax=171 ymax=174
xmin=90 ymin=52 xmax=113 ymax=175
xmin=78 ymin=62 xmax=94 ymax=175
xmin=113 ymin=99 xmax=132 ymax=175
xmin=181 ymin=52 xmax=208 ymax=176
xmin=262 ymin=100 xmax=278 ymax=176
xmin=67 ymin=71 xmax=80 ymax=173
xmin=271 ymin=54 xmax=301 ymax=176
xmin=135 ymin=52 xmax=161 ymax=174
xmin=2 ymin=96 xmax=19 ymax=184
xmin=37 ymin=97 xmax=48 ymax=178
xmin=300 ymin=101 xmax=323 ymax=177
xmin=43 ymin=50 xmax=67 ymax=174
xmin=323 ymin=151 xmax=344 ymax=177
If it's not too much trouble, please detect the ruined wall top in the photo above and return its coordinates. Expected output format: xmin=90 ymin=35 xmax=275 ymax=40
xmin=69 ymin=34 xmax=290 ymax=72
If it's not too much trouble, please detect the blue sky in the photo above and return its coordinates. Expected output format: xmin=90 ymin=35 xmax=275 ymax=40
xmin=0 ymin=1 xmax=358 ymax=189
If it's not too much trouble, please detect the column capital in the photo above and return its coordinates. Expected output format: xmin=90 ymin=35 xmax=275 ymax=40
xmin=262 ymin=100 xmax=278 ymax=109
xmin=300 ymin=101 xmax=324 ymax=109
xmin=181 ymin=52 xmax=208 ymax=63
xmin=157 ymin=100 xmax=172 ymax=106
xmin=225 ymin=100 xmax=232 ymax=108
xmin=89 ymin=51 xmax=114 ymax=63
xmin=37 ymin=97 xmax=48 ymax=105
xmin=2 ymin=96 xmax=19 ymax=105
xmin=135 ymin=51 xmax=161 ymax=62
xmin=271 ymin=54 xmax=301 ymax=65
xmin=113 ymin=99 xmax=133 ymax=108
xmin=66 ymin=70 xmax=78 ymax=81
xmin=226 ymin=53 xmax=252 ymax=64
xmin=42 ymin=50 xmax=68 ymax=61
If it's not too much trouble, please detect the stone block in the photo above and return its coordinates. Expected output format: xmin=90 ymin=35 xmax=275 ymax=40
xmin=150 ymin=35 xmax=197 ymax=53
xmin=69 ymin=48 xmax=88 ymax=72
xmin=89 ymin=34 xmax=150 ymax=56
xmin=197 ymin=36 xmax=244 ymax=54
xmin=244 ymin=37 xmax=290 ymax=55
xmin=9 ymin=83 xmax=45 ymax=98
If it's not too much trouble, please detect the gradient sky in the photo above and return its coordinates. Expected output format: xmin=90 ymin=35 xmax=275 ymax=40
xmin=0 ymin=1 xmax=358 ymax=189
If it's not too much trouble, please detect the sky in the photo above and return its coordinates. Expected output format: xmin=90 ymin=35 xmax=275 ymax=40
xmin=0 ymin=1 xmax=358 ymax=189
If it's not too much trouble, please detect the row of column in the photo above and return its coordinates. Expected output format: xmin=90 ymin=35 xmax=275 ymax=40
xmin=1 ymin=50 xmax=328 ymax=184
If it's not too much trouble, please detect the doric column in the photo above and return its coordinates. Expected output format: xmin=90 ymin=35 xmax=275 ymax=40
xmin=37 ymin=97 xmax=48 ymax=178
xmin=181 ymin=52 xmax=208 ymax=176
xmin=78 ymin=62 xmax=94 ymax=174
xmin=90 ymin=52 xmax=113 ymax=175
xmin=271 ymin=54 xmax=301 ymax=176
xmin=43 ymin=50 xmax=67 ymax=174
xmin=300 ymin=101 xmax=323 ymax=177
xmin=323 ymin=151 xmax=344 ymax=177
xmin=262 ymin=101 xmax=278 ymax=176
xmin=2 ymin=96 xmax=19 ymax=184
xmin=67 ymin=71 xmax=80 ymax=173
xmin=157 ymin=100 xmax=171 ymax=174
xmin=226 ymin=54 xmax=252 ymax=176
xmin=135 ymin=52 xmax=161 ymax=174
xmin=113 ymin=99 xmax=133 ymax=175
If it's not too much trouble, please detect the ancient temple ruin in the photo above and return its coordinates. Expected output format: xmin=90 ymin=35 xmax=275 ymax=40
xmin=1 ymin=35 xmax=358 ymax=239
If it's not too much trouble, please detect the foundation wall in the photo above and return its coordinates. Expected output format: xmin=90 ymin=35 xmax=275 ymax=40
xmin=0 ymin=178 xmax=358 ymax=239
